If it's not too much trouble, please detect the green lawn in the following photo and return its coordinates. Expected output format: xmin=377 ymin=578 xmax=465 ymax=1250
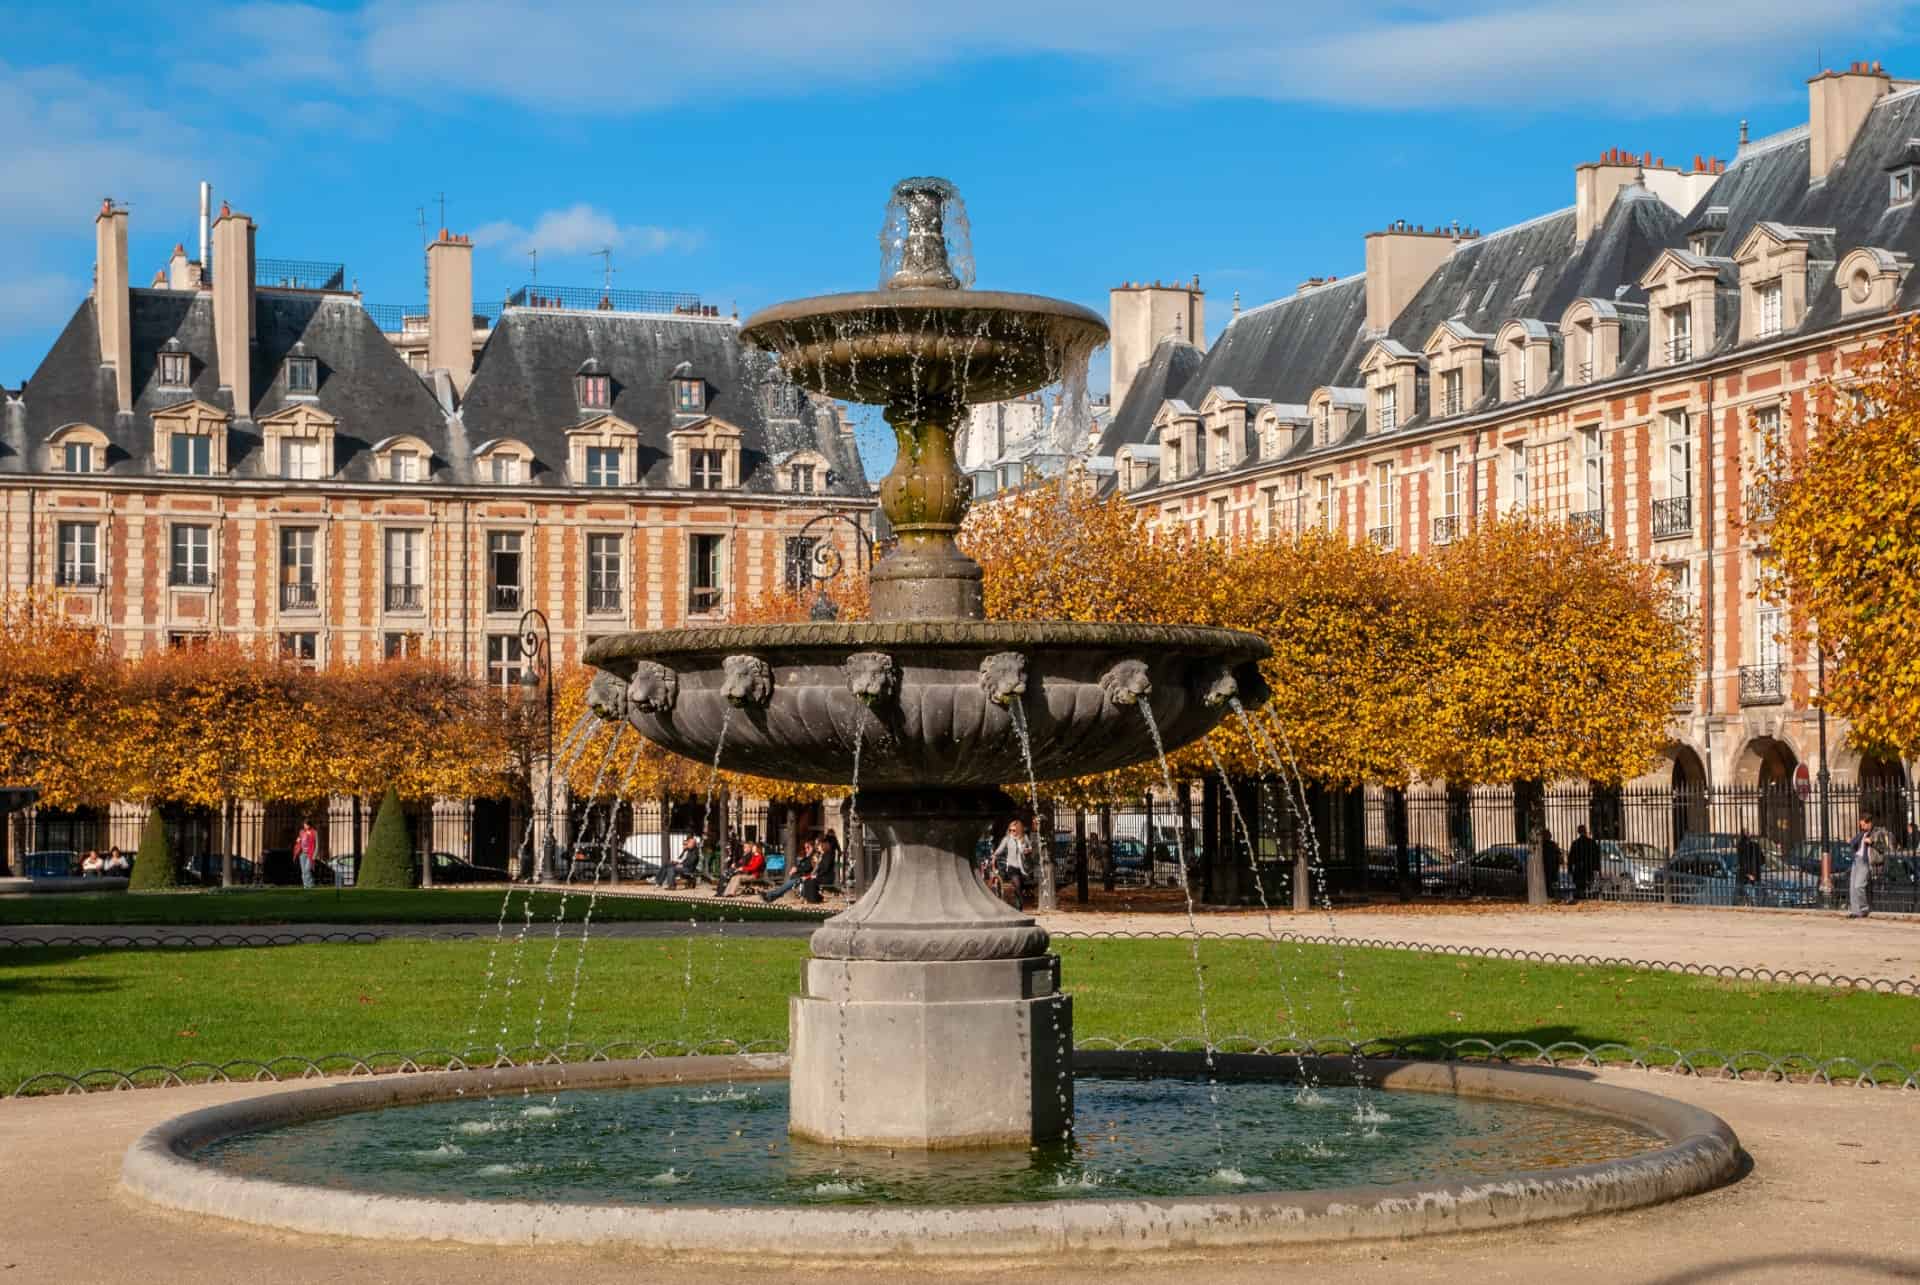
xmin=0 ymin=887 xmax=814 ymax=927
xmin=3 ymin=934 xmax=1913 ymax=1093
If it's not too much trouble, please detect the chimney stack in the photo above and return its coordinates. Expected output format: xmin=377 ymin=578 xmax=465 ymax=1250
xmin=211 ymin=204 xmax=256 ymax=417
xmin=427 ymin=230 xmax=475 ymax=396
xmin=1106 ymin=277 xmax=1204 ymax=411
xmin=1809 ymin=62 xmax=1892 ymax=184
xmin=1363 ymin=221 xmax=1461 ymax=333
xmin=94 ymin=201 xmax=133 ymax=416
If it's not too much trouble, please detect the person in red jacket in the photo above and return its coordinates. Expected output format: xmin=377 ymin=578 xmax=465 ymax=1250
xmin=720 ymin=842 xmax=767 ymax=898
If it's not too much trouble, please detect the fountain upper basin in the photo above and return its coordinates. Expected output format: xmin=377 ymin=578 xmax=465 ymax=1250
xmin=740 ymin=289 xmax=1108 ymax=406
xmin=582 ymin=619 xmax=1270 ymax=788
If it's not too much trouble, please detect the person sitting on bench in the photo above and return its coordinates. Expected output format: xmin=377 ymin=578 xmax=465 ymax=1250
xmin=657 ymin=835 xmax=704 ymax=889
xmin=762 ymin=841 xmax=817 ymax=903
xmin=719 ymin=842 xmax=767 ymax=897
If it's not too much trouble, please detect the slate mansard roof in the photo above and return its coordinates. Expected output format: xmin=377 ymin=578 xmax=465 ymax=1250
xmin=5 ymin=288 xmax=867 ymax=497
xmin=1112 ymin=81 xmax=1920 ymax=493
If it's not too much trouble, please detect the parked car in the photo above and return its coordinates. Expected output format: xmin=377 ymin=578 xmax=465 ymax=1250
xmin=1654 ymin=849 xmax=1817 ymax=907
xmin=1442 ymin=845 xmax=1532 ymax=897
xmin=1106 ymin=836 xmax=1150 ymax=878
xmin=1593 ymin=840 xmax=1666 ymax=896
xmin=22 ymin=849 xmax=78 ymax=878
xmin=180 ymin=853 xmax=257 ymax=886
xmin=421 ymin=850 xmax=506 ymax=885
xmin=1363 ymin=844 xmax=1455 ymax=893
xmin=1675 ymin=832 xmax=1787 ymax=864
xmin=1787 ymin=839 xmax=1857 ymax=881
xmin=1874 ymin=854 xmax=1920 ymax=912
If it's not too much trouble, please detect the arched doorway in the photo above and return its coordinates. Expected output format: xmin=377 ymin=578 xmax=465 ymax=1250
xmin=1668 ymin=744 xmax=1708 ymax=849
xmin=1738 ymin=736 xmax=1801 ymax=851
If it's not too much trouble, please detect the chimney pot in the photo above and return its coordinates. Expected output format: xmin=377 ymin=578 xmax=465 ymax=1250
xmin=219 ymin=200 xmax=230 ymax=217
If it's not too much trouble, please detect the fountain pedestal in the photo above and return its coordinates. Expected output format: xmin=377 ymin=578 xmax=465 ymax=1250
xmin=789 ymin=788 xmax=1073 ymax=1148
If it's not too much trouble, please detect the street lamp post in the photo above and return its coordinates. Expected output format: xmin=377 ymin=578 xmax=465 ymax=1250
xmin=518 ymin=608 xmax=554 ymax=883
xmin=795 ymin=506 xmax=875 ymax=621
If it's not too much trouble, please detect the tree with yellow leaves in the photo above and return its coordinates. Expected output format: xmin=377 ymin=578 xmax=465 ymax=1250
xmin=1762 ymin=315 xmax=1920 ymax=759
xmin=0 ymin=594 xmax=120 ymax=810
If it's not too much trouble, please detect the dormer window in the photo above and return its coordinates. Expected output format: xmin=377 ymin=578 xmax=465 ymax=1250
xmin=65 ymin=443 xmax=94 ymax=474
xmin=689 ymin=449 xmax=723 ymax=488
xmin=791 ymin=463 xmax=815 ymax=493
xmin=1892 ymin=167 xmax=1915 ymax=205
xmin=585 ymin=445 xmax=622 ymax=487
xmin=575 ymin=359 xmax=611 ymax=410
xmin=285 ymin=347 xmax=317 ymax=395
xmin=280 ymin=436 xmax=323 ymax=480
xmin=1688 ymin=233 xmax=1714 ymax=257
xmin=674 ymin=376 xmax=705 ymax=413
xmin=158 ymin=343 xmax=189 ymax=389
xmin=1515 ymin=266 xmax=1541 ymax=301
xmin=1376 ymin=383 xmax=1397 ymax=433
xmin=389 ymin=450 xmax=420 ymax=482
xmin=1755 ymin=280 xmax=1783 ymax=338
xmin=171 ymin=434 xmax=212 ymax=476
xmin=492 ymin=455 xmax=520 ymax=484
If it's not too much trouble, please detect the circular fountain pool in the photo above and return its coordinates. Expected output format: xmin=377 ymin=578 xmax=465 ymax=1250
xmin=123 ymin=1053 xmax=1740 ymax=1255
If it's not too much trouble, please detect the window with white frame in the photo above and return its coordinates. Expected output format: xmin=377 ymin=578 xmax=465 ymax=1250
xmin=1665 ymin=304 xmax=1692 ymax=362
xmin=388 ymin=449 xmax=421 ymax=483
xmin=159 ymin=349 xmax=190 ymax=388
xmin=285 ymin=354 xmax=317 ymax=395
xmin=1439 ymin=447 xmax=1461 ymax=520
xmin=587 ymin=533 xmax=623 ymax=614
xmin=1753 ymin=553 xmax=1785 ymax=669
xmin=1316 ymin=474 xmax=1335 ymax=532
xmin=585 ymin=445 xmax=622 ymax=487
xmin=1664 ymin=410 xmax=1693 ymax=499
xmin=1165 ymin=440 xmax=1183 ymax=480
xmin=169 ymin=524 xmax=211 ymax=586
xmin=1748 ymin=406 xmax=1781 ymax=482
xmin=1663 ymin=560 xmax=1696 ymax=626
xmin=490 ymin=454 xmax=521 ymax=485
xmin=1376 ymin=383 xmax=1398 ymax=434
xmin=1211 ymin=496 xmax=1228 ymax=535
xmin=784 ymin=535 xmax=819 ymax=591
xmin=688 ymin=533 xmax=725 ymax=615
xmin=57 ymin=521 xmax=98 ymax=586
xmin=279 ymin=632 xmax=318 ymax=670
xmin=279 ymin=528 xmax=318 ymax=610
xmin=1440 ymin=367 xmax=1463 ymax=416
xmin=1755 ymin=280 xmax=1783 ymax=338
xmin=1581 ymin=428 xmax=1604 ymax=516
xmin=1373 ymin=461 xmax=1397 ymax=539
xmin=1508 ymin=443 xmax=1529 ymax=511
xmin=488 ymin=531 xmax=523 ymax=613
xmin=790 ymin=463 xmax=815 ymax=493
xmin=1211 ymin=425 xmax=1232 ymax=471
xmin=170 ymin=433 xmax=212 ymax=476
xmin=280 ymin=436 xmax=322 ymax=480
xmin=384 ymin=529 xmax=423 ymax=612
xmin=383 ymin=632 xmax=421 ymax=659
xmin=689 ymin=448 xmax=724 ymax=489
xmin=486 ymin=633 xmax=524 ymax=690
xmin=63 ymin=442 xmax=94 ymax=474
xmin=1892 ymin=167 xmax=1916 ymax=205
xmin=673 ymin=376 xmax=704 ymax=412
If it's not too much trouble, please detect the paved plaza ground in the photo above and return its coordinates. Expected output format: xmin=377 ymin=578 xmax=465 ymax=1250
xmin=1 ymin=1067 xmax=1914 ymax=1283
xmin=4 ymin=894 xmax=1912 ymax=981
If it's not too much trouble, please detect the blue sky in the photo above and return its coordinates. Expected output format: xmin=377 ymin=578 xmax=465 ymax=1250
xmin=4 ymin=0 xmax=1917 ymax=471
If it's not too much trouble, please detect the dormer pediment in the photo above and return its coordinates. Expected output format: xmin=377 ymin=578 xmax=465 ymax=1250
xmin=1422 ymin=319 xmax=1491 ymax=357
xmin=1197 ymin=386 xmax=1248 ymax=415
xmin=150 ymin=399 xmax=232 ymax=430
xmin=256 ymin=402 xmax=337 ymax=432
xmin=1359 ymin=338 xmax=1423 ymax=375
xmin=565 ymin=412 xmax=642 ymax=440
xmin=1640 ymin=248 xmax=1722 ymax=290
xmin=668 ymin=415 xmax=744 ymax=443
xmin=1494 ymin=318 xmax=1554 ymax=346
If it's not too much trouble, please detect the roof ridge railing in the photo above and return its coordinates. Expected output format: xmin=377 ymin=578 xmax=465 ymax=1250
xmin=505 ymin=284 xmax=717 ymax=317
xmin=255 ymin=258 xmax=347 ymax=292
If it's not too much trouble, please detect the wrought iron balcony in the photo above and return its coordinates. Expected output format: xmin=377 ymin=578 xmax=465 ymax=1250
xmin=587 ymin=586 xmax=624 ymax=615
xmin=1431 ymin=514 xmax=1460 ymax=546
xmin=489 ymin=583 xmax=523 ymax=614
xmin=1568 ymin=508 xmax=1605 ymax=543
xmin=688 ymin=587 xmax=724 ymax=615
xmin=1744 ymin=484 xmax=1775 ymax=525
xmin=1368 ymin=524 xmax=1398 ymax=549
xmin=1666 ymin=336 xmax=1693 ymax=364
xmin=384 ymin=583 xmax=422 ymax=612
xmin=1651 ymin=495 xmax=1692 ymax=539
xmin=1739 ymin=663 xmax=1786 ymax=706
xmin=279 ymin=582 xmax=318 ymax=610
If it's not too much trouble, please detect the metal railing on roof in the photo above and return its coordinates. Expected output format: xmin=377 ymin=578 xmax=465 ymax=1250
xmin=505 ymin=284 xmax=715 ymax=316
xmin=365 ymin=303 xmax=502 ymax=334
xmin=256 ymin=258 xmax=347 ymax=292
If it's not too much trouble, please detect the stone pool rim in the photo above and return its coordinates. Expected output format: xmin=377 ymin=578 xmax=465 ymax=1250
xmin=121 ymin=1052 xmax=1742 ymax=1256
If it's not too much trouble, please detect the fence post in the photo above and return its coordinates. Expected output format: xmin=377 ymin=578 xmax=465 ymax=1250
xmin=1099 ymin=802 xmax=1114 ymax=894
xmin=1389 ymin=786 xmax=1411 ymax=902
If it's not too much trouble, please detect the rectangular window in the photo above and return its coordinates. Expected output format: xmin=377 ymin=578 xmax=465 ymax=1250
xmin=1372 ymin=461 xmax=1397 ymax=545
xmin=1665 ymin=305 xmax=1692 ymax=363
xmin=1581 ymin=428 xmax=1605 ymax=514
xmin=388 ymin=450 xmax=420 ymax=483
xmin=63 ymin=442 xmax=93 ymax=474
xmin=1755 ymin=281 xmax=1783 ymax=338
xmin=689 ymin=449 xmax=724 ymax=489
xmin=1262 ymin=486 xmax=1279 ymax=538
xmin=1664 ymin=410 xmax=1693 ymax=499
xmin=1211 ymin=496 xmax=1228 ymax=535
xmin=384 ymin=529 xmax=423 ymax=612
xmin=688 ymin=533 xmax=725 ymax=615
xmin=490 ymin=455 xmax=520 ymax=485
xmin=57 ymin=522 xmax=98 ymax=586
xmin=278 ymin=631 xmax=318 ymax=670
xmin=1663 ymin=562 xmax=1697 ymax=637
xmin=674 ymin=379 xmax=704 ymax=412
xmin=1439 ymin=447 xmax=1461 ymax=519
xmin=279 ymin=527 xmax=317 ymax=609
xmin=382 ymin=632 xmax=420 ymax=659
xmin=1316 ymin=474 xmax=1335 ymax=533
xmin=1165 ymin=441 xmax=1182 ymax=481
xmin=586 ymin=533 xmax=623 ymax=614
xmin=1441 ymin=368 xmax=1463 ymax=416
xmin=791 ymin=464 xmax=815 ymax=494
xmin=585 ymin=446 xmax=622 ymax=487
xmin=170 ymin=433 xmax=211 ymax=476
xmin=1376 ymin=384 xmax=1397 ymax=434
xmin=168 ymin=631 xmax=209 ymax=650
xmin=169 ymin=524 xmax=211 ymax=586
xmin=280 ymin=437 xmax=321 ymax=480
xmin=577 ymin=375 xmax=610 ymax=409
xmin=488 ymin=531 xmax=523 ymax=613
xmin=1893 ymin=168 xmax=1915 ymax=204
xmin=785 ymin=536 xmax=819 ymax=591
xmin=286 ymin=357 xmax=317 ymax=394
xmin=486 ymin=633 xmax=524 ymax=690
xmin=1508 ymin=443 xmax=1529 ymax=512
xmin=159 ymin=351 xmax=190 ymax=388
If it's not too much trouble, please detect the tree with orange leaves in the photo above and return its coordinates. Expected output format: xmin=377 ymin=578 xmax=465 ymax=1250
xmin=0 ymin=594 xmax=121 ymax=810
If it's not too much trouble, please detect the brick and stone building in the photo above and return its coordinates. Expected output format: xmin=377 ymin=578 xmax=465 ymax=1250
xmin=1100 ymin=61 xmax=1920 ymax=800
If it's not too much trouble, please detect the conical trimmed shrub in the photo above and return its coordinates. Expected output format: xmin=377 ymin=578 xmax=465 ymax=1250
xmin=357 ymin=788 xmax=414 ymax=889
xmin=129 ymin=808 xmax=176 ymax=891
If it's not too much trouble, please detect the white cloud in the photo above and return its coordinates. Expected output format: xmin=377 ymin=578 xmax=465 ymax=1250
xmin=209 ymin=3 xmax=356 ymax=82
xmin=322 ymin=0 xmax=1904 ymax=113
xmin=470 ymin=204 xmax=702 ymax=257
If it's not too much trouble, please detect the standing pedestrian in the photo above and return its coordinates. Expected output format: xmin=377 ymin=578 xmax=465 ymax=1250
xmin=293 ymin=820 xmax=320 ymax=889
xmin=1736 ymin=829 xmax=1763 ymax=904
xmin=1847 ymin=813 xmax=1891 ymax=919
xmin=992 ymin=819 xmax=1032 ymax=909
xmin=1567 ymin=825 xmax=1600 ymax=904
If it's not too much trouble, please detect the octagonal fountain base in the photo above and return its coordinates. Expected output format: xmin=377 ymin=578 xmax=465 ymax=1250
xmin=122 ymin=1053 xmax=1742 ymax=1258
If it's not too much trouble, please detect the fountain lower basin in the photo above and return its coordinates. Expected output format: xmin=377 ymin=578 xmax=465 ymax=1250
xmin=123 ymin=1053 xmax=1741 ymax=1255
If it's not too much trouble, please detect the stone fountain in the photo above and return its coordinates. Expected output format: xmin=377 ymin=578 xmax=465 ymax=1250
xmin=582 ymin=178 xmax=1272 ymax=1148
